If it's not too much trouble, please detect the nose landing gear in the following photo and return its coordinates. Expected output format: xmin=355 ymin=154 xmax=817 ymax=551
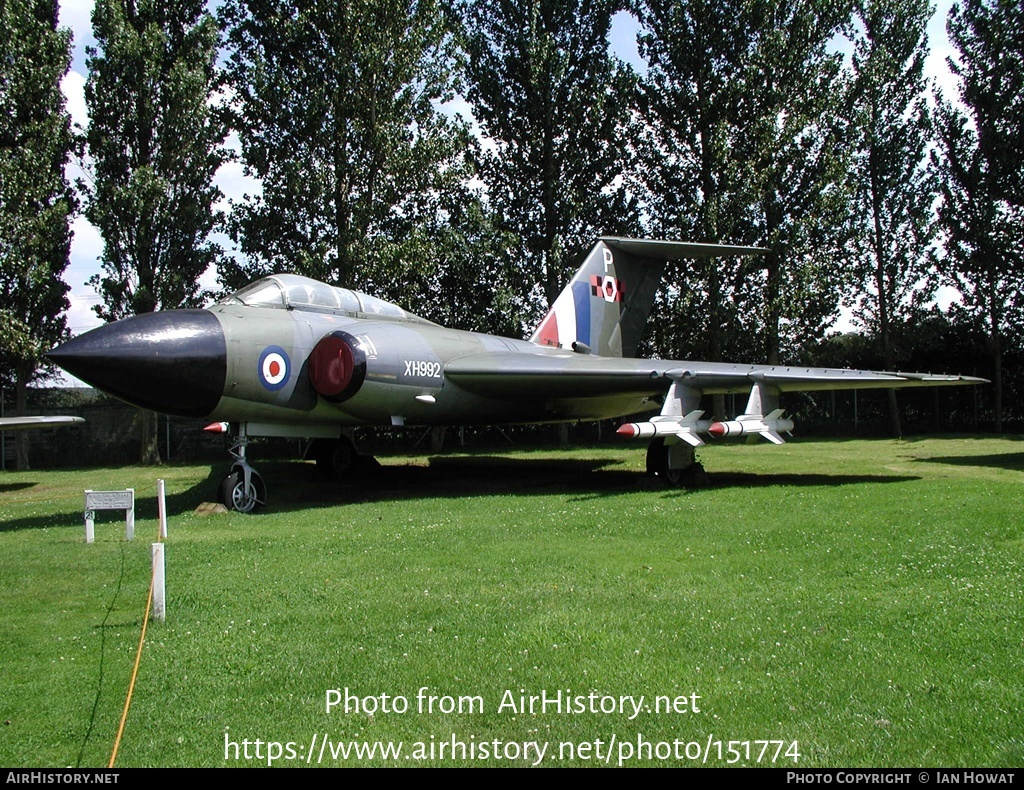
xmin=219 ymin=427 xmax=266 ymax=513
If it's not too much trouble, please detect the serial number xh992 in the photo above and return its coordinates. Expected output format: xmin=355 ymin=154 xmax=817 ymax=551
xmin=404 ymin=359 xmax=441 ymax=378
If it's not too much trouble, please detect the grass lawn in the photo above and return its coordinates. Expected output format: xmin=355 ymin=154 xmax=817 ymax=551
xmin=1 ymin=435 xmax=1022 ymax=767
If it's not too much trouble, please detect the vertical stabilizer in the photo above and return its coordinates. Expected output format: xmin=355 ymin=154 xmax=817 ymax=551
xmin=529 ymin=237 xmax=765 ymax=358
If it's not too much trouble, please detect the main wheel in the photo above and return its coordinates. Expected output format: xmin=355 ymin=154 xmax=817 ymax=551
xmin=646 ymin=439 xmax=707 ymax=488
xmin=646 ymin=437 xmax=667 ymax=477
xmin=662 ymin=462 xmax=683 ymax=486
xmin=330 ymin=439 xmax=356 ymax=477
xmin=647 ymin=438 xmax=683 ymax=485
xmin=312 ymin=438 xmax=358 ymax=480
xmin=219 ymin=469 xmax=266 ymax=513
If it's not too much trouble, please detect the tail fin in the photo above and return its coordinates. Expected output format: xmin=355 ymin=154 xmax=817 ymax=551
xmin=529 ymin=237 xmax=765 ymax=358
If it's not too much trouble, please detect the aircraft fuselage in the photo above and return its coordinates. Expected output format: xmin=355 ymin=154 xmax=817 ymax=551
xmin=49 ymin=301 xmax=663 ymax=438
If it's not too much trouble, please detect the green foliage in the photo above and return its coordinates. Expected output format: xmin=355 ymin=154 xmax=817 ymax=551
xmin=84 ymin=0 xmax=227 ymax=318
xmin=633 ymin=0 xmax=854 ymax=365
xmin=220 ymin=0 xmax=476 ymax=308
xmin=933 ymin=0 xmax=1024 ymax=429
xmin=730 ymin=0 xmax=855 ymax=364
xmin=0 ymin=0 xmax=74 ymax=388
xmin=0 ymin=313 xmax=37 ymax=371
xmin=395 ymin=199 xmax=526 ymax=337
xmin=845 ymin=0 xmax=937 ymax=344
xmin=843 ymin=0 xmax=938 ymax=436
xmin=633 ymin=0 xmax=761 ymax=364
xmin=463 ymin=0 xmax=637 ymax=310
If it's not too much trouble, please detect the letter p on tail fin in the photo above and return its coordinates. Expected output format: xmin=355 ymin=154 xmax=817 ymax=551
xmin=529 ymin=237 xmax=766 ymax=358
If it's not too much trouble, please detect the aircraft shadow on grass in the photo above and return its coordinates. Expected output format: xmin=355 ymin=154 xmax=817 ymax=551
xmin=0 ymin=457 xmax=921 ymax=531
xmin=0 ymin=481 xmax=36 ymax=494
xmin=914 ymin=452 xmax=1024 ymax=472
xmin=189 ymin=457 xmax=918 ymax=514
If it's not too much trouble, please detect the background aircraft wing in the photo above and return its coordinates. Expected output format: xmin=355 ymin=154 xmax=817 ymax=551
xmin=445 ymin=353 xmax=987 ymax=399
xmin=0 ymin=416 xmax=85 ymax=431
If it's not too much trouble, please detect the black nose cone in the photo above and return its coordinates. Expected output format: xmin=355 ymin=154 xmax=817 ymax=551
xmin=48 ymin=310 xmax=227 ymax=418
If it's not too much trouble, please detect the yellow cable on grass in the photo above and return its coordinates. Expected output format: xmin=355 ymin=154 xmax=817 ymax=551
xmin=108 ymin=519 xmax=164 ymax=767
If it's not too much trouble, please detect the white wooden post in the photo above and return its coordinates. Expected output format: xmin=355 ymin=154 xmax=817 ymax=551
xmin=84 ymin=490 xmax=94 ymax=543
xmin=151 ymin=543 xmax=165 ymax=621
xmin=125 ymin=488 xmax=134 ymax=541
xmin=157 ymin=479 xmax=167 ymax=539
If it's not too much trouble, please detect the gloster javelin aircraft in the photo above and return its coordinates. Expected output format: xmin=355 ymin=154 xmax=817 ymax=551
xmin=48 ymin=237 xmax=983 ymax=512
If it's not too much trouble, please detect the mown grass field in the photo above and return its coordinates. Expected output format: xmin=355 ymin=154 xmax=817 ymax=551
xmin=1 ymin=436 xmax=1022 ymax=768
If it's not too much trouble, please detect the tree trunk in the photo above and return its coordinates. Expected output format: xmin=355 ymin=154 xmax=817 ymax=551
xmin=764 ymin=250 xmax=782 ymax=365
xmin=870 ymin=147 xmax=901 ymax=439
xmin=885 ymin=389 xmax=901 ymax=439
xmin=15 ymin=366 xmax=30 ymax=471
xmin=990 ymin=300 xmax=1002 ymax=433
xmin=138 ymin=409 xmax=161 ymax=465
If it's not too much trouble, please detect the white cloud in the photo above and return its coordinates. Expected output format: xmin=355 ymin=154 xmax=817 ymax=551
xmin=214 ymin=134 xmax=262 ymax=209
xmin=59 ymin=0 xmax=96 ymax=73
xmin=925 ymin=0 xmax=960 ymax=104
xmin=64 ymin=289 xmax=104 ymax=337
xmin=68 ymin=214 xmax=103 ymax=268
xmin=60 ymin=69 xmax=88 ymax=130
xmin=62 ymin=215 xmax=104 ymax=336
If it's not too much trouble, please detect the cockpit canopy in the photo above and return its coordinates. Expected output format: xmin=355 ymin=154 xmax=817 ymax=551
xmin=219 ymin=274 xmax=430 ymax=323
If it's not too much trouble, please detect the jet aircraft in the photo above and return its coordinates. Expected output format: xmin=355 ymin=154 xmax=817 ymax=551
xmin=48 ymin=237 xmax=984 ymax=512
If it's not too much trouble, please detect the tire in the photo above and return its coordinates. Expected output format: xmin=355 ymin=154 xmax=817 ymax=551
xmin=331 ymin=439 xmax=356 ymax=477
xmin=647 ymin=439 xmax=706 ymax=488
xmin=219 ymin=469 xmax=266 ymax=513
xmin=646 ymin=438 xmax=681 ymax=485
xmin=646 ymin=438 xmax=667 ymax=477
xmin=662 ymin=463 xmax=683 ymax=486
xmin=312 ymin=438 xmax=358 ymax=480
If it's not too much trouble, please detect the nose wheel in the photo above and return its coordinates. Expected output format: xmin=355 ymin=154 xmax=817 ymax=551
xmin=220 ymin=467 xmax=266 ymax=513
xmin=219 ymin=427 xmax=267 ymax=512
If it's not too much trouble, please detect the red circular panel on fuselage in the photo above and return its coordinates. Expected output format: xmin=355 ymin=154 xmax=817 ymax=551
xmin=309 ymin=333 xmax=358 ymax=400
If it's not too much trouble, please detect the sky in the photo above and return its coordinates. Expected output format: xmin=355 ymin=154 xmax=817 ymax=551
xmin=55 ymin=0 xmax=961 ymax=341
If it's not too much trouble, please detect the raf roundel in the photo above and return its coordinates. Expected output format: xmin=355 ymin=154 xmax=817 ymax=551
xmin=258 ymin=346 xmax=290 ymax=391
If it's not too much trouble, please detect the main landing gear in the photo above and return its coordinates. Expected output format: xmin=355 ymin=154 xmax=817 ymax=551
xmin=309 ymin=436 xmax=380 ymax=480
xmin=218 ymin=430 xmax=266 ymax=513
xmin=646 ymin=437 xmax=710 ymax=489
xmin=214 ymin=428 xmax=382 ymax=513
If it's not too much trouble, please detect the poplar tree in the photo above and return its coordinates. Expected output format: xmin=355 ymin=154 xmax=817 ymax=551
xmin=732 ymin=0 xmax=854 ymax=366
xmin=85 ymin=0 xmax=225 ymax=319
xmin=85 ymin=0 xmax=226 ymax=461
xmin=933 ymin=0 xmax=1024 ymax=431
xmin=633 ymin=0 xmax=755 ymax=370
xmin=220 ymin=0 xmax=475 ymax=304
xmin=634 ymin=0 xmax=852 ymax=369
xmin=0 ymin=0 xmax=75 ymax=470
xmin=462 ymin=0 xmax=636 ymax=310
xmin=846 ymin=0 xmax=937 ymax=436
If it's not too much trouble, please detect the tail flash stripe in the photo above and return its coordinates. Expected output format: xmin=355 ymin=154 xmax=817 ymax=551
xmin=552 ymin=289 xmax=577 ymax=348
xmin=572 ymin=280 xmax=591 ymax=348
xmin=536 ymin=312 xmax=559 ymax=347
